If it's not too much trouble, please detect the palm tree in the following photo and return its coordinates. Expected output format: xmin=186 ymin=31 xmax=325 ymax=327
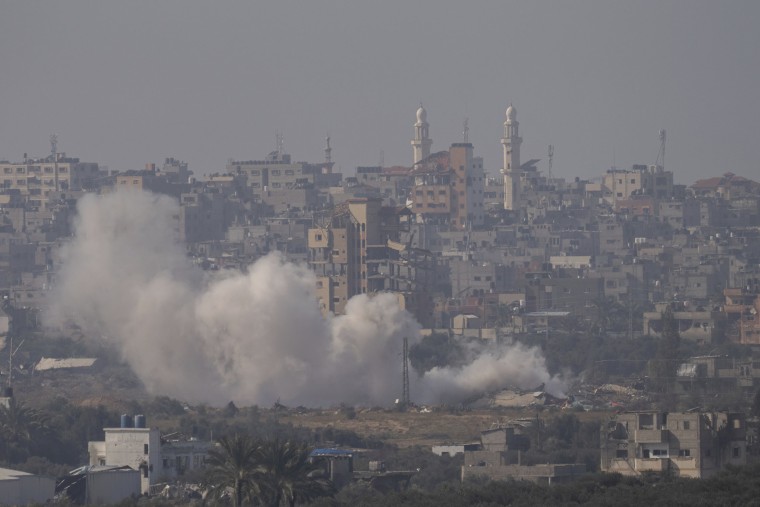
xmin=205 ymin=434 xmax=263 ymax=507
xmin=0 ymin=397 xmax=50 ymax=464
xmin=257 ymin=439 xmax=333 ymax=507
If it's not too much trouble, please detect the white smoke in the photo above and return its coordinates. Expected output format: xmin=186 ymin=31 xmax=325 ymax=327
xmin=47 ymin=190 xmax=565 ymax=406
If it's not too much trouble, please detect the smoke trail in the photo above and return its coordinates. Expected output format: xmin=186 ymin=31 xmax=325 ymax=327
xmin=47 ymin=190 xmax=564 ymax=406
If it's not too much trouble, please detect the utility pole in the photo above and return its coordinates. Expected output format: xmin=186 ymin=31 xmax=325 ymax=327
xmin=402 ymin=337 xmax=410 ymax=407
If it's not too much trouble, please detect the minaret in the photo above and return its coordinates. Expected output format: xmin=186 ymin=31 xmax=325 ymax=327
xmin=501 ymin=103 xmax=522 ymax=211
xmin=411 ymin=104 xmax=432 ymax=165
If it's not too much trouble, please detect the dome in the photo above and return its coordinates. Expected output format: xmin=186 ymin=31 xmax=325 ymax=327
xmin=416 ymin=105 xmax=427 ymax=123
xmin=506 ymin=103 xmax=516 ymax=121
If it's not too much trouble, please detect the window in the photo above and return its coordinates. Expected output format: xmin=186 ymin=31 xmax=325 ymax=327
xmin=652 ymin=449 xmax=667 ymax=457
xmin=144 ymin=444 xmax=149 ymax=454
xmin=315 ymin=234 xmax=322 ymax=241
xmin=678 ymin=449 xmax=691 ymax=457
xmin=271 ymin=169 xmax=281 ymax=176
xmin=733 ymin=447 xmax=741 ymax=458
xmin=734 ymin=419 xmax=741 ymax=429
xmin=683 ymin=421 xmax=690 ymax=430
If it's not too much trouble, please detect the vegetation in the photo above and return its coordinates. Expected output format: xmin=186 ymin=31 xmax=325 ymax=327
xmin=205 ymin=434 xmax=332 ymax=507
xmin=305 ymin=464 xmax=760 ymax=506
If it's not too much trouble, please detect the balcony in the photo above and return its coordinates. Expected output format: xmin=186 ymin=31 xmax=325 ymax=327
xmin=635 ymin=429 xmax=666 ymax=443
xmin=635 ymin=458 xmax=668 ymax=472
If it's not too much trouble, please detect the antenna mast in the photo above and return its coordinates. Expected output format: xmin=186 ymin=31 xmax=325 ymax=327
xmin=402 ymin=337 xmax=410 ymax=407
xmin=324 ymin=134 xmax=332 ymax=165
xmin=275 ymin=131 xmax=285 ymax=157
xmin=656 ymin=129 xmax=666 ymax=170
xmin=51 ymin=134 xmax=59 ymax=191
xmin=463 ymin=118 xmax=469 ymax=143
xmin=547 ymin=144 xmax=554 ymax=179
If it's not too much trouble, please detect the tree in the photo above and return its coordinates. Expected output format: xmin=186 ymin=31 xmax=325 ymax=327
xmin=205 ymin=434 xmax=263 ymax=507
xmin=0 ymin=398 xmax=51 ymax=464
xmin=651 ymin=306 xmax=681 ymax=395
xmin=257 ymin=438 xmax=333 ymax=507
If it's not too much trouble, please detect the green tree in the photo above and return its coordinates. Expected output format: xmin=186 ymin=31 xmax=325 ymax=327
xmin=0 ymin=398 xmax=52 ymax=464
xmin=205 ymin=434 xmax=263 ymax=507
xmin=651 ymin=306 xmax=681 ymax=395
xmin=257 ymin=439 xmax=333 ymax=507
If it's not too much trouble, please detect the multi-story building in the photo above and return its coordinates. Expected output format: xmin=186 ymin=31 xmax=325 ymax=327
xmin=307 ymin=198 xmax=434 ymax=325
xmin=601 ymin=411 xmax=746 ymax=478
xmin=603 ymin=164 xmax=674 ymax=207
xmin=0 ymin=154 xmax=101 ymax=209
xmin=88 ymin=416 xmax=212 ymax=495
xmin=227 ymin=148 xmax=331 ymax=205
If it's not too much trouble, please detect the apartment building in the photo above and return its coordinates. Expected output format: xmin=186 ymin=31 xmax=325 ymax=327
xmin=0 ymin=154 xmax=101 ymax=209
xmin=601 ymin=411 xmax=746 ymax=478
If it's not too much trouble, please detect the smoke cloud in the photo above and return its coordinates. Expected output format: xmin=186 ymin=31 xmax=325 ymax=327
xmin=47 ymin=191 xmax=564 ymax=406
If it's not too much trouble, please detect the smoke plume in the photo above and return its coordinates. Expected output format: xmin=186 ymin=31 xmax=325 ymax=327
xmin=47 ymin=191 xmax=564 ymax=406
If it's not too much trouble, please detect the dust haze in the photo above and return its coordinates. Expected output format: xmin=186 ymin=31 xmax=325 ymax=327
xmin=46 ymin=191 xmax=564 ymax=406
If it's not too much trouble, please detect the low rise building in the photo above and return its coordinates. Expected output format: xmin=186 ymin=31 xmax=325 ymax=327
xmin=600 ymin=411 xmax=746 ymax=478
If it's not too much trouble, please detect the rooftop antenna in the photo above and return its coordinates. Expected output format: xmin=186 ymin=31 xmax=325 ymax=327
xmin=401 ymin=337 xmax=410 ymax=408
xmin=49 ymin=134 xmax=58 ymax=160
xmin=275 ymin=131 xmax=284 ymax=156
xmin=463 ymin=118 xmax=469 ymax=143
xmin=324 ymin=133 xmax=332 ymax=165
xmin=547 ymin=144 xmax=554 ymax=179
xmin=656 ymin=129 xmax=666 ymax=170
xmin=378 ymin=149 xmax=384 ymax=167
xmin=50 ymin=134 xmax=60 ymax=191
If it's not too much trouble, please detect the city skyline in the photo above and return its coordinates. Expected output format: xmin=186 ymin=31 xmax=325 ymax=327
xmin=2 ymin=2 xmax=759 ymax=181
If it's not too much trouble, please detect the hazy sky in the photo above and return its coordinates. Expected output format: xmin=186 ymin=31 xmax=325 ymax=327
xmin=1 ymin=2 xmax=758 ymax=184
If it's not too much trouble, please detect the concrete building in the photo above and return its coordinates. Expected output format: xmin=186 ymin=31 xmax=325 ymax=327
xmin=603 ymin=164 xmax=674 ymax=206
xmin=461 ymin=424 xmax=585 ymax=484
xmin=723 ymin=288 xmax=760 ymax=344
xmin=227 ymin=148 xmax=330 ymax=204
xmin=89 ymin=417 xmax=212 ymax=496
xmin=409 ymin=142 xmax=485 ymax=231
xmin=88 ymin=416 xmax=161 ymax=495
xmin=0 ymin=467 xmax=55 ymax=506
xmin=643 ymin=304 xmax=723 ymax=344
xmin=0 ymin=154 xmax=101 ymax=209
xmin=601 ymin=411 xmax=746 ymax=478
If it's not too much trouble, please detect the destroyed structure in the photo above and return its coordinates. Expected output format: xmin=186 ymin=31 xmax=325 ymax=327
xmin=460 ymin=423 xmax=586 ymax=484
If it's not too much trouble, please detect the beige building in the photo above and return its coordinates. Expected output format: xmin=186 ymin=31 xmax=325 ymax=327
xmin=602 ymin=164 xmax=674 ymax=206
xmin=410 ymin=143 xmax=485 ymax=231
xmin=308 ymin=198 xmax=433 ymax=324
xmin=601 ymin=411 xmax=746 ymax=478
xmin=461 ymin=425 xmax=585 ymax=484
xmin=0 ymin=154 xmax=100 ymax=209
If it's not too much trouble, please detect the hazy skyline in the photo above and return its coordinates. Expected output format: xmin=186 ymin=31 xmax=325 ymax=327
xmin=2 ymin=1 xmax=759 ymax=183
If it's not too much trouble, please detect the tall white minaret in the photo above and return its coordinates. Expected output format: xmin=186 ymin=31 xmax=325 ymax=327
xmin=411 ymin=104 xmax=432 ymax=165
xmin=501 ymin=103 xmax=522 ymax=211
